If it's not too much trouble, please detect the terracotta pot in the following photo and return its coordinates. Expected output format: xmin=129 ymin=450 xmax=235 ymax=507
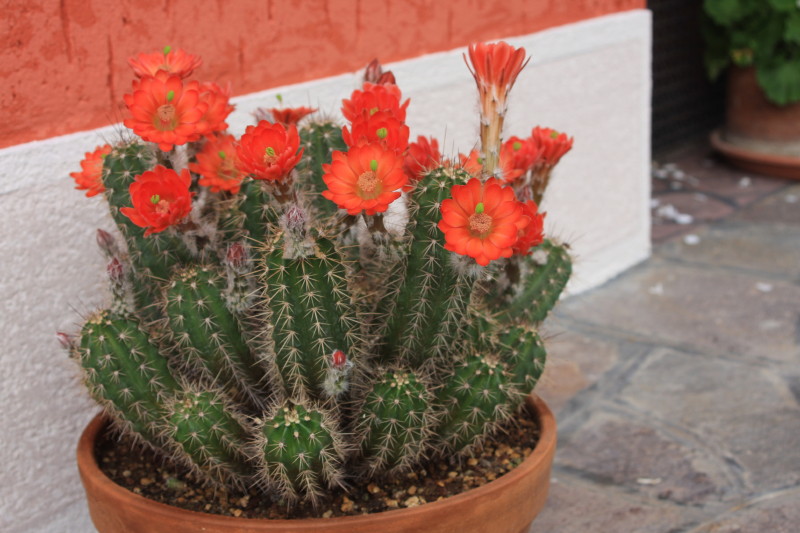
xmin=77 ymin=395 xmax=556 ymax=533
xmin=725 ymin=67 xmax=800 ymax=148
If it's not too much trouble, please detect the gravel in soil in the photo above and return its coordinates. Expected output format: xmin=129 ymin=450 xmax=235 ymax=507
xmin=96 ymin=409 xmax=540 ymax=520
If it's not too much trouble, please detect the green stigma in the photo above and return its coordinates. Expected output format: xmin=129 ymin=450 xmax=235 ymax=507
xmin=166 ymin=90 xmax=175 ymax=102
xmin=550 ymin=130 xmax=559 ymax=139
xmin=276 ymin=93 xmax=283 ymax=103
xmin=163 ymin=45 xmax=172 ymax=55
xmin=100 ymin=153 xmax=108 ymax=159
xmin=150 ymin=194 xmax=161 ymax=204
xmin=477 ymin=157 xmax=484 ymax=165
xmin=265 ymin=146 xmax=276 ymax=157
xmin=513 ymin=141 xmax=522 ymax=151
xmin=475 ymin=202 xmax=485 ymax=213
xmin=370 ymin=159 xmax=378 ymax=172
xmin=376 ymin=127 xmax=388 ymax=139
xmin=218 ymin=151 xmax=227 ymax=159
xmin=369 ymin=107 xmax=379 ymax=115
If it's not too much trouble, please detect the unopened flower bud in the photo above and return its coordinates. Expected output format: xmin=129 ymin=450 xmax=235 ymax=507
xmin=377 ymin=71 xmax=396 ymax=85
xmin=107 ymin=257 xmax=124 ymax=284
xmin=225 ymin=242 xmax=249 ymax=271
xmin=96 ymin=229 xmax=118 ymax=257
xmin=364 ymin=58 xmax=382 ymax=83
xmin=56 ymin=332 xmax=74 ymax=350
xmin=331 ymin=349 xmax=347 ymax=369
xmin=285 ymin=205 xmax=306 ymax=232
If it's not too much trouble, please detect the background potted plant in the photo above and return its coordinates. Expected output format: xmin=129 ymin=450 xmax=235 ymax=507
xmin=703 ymin=0 xmax=800 ymax=177
xmin=61 ymin=41 xmax=574 ymax=532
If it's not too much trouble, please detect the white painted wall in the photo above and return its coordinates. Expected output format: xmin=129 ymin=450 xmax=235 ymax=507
xmin=0 ymin=10 xmax=651 ymax=532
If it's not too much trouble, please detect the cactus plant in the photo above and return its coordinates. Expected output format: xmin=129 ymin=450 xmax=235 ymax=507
xmin=64 ymin=42 xmax=575 ymax=509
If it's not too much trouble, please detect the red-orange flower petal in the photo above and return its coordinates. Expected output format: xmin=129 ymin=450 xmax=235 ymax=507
xmin=123 ymin=73 xmax=207 ymax=152
xmin=342 ymin=110 xmax=409 ymax=153
xmin=190 ymin=134 xmax=243 ymax=194
xmin=404 ymin=135 xmax=442 ymax=187
xmin=70 ymin=144 xmax=112 ymax=197
xmin=128 ymin=47 xmax=202 ymax=79
xmin=120 ymin=165 xmax=194 ymax=236
xmin=321 ymin=144 xmax=407 ymax=216
xmin=531 ymin=126 xmax=574 ymax=167
xmin=195 ymin=82 xmax=234 ymax=138
xmin=235 ymin=121 xmax=303 ymax=182
xmin=341 ymin=83 xmax=409 ymax=123
xmin=458 ymin=150 xmax=483 ymax=176
xmin=499 ymin=136 xmax=539 ymax=183
xmin=513 ymin=200 xmax=545 ymax=255
xmin=258 ymin=106 xmax=318 ymax=127
xmin=438 ymin=177 xmax=527 ymax=266
xmin=465 ymin=41 xmax=528 ymax=104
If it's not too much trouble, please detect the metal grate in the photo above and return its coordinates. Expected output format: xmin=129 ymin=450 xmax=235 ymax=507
xmin=649 ymin=0 xmax=725 ymax=156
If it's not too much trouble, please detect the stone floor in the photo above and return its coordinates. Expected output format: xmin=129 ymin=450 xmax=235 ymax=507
xmin=532 ymin=142 xmax=800 ymax=532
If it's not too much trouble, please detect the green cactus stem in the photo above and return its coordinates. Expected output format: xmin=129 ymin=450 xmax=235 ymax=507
xmin=102 ymin=142 xmax=193 ymax=314
xmin=297 ymin=122 xmax=348 ymax=222
xmin=357 ymin=369 xmax=433 ymax=476
xmin=497 ymin=325 xmax=547 ymax=398
xmin=164 ymin=386 xmax=253 ymax=488
xmin=434 ymin=353 xmax=517 ymax=455
xmin=373 ymin=167 xmax=474 ymax=367
xmin=253 ymin=401 xmax=346 ymax=506
xmin=163 ymin=266 xmax=270 ymax=410
xmin=504 ymin=239 xmax=572 ymax=324
xmin=218 ymin=179 xmax=279 ymax=245
xmin=74 ymin=310 xmax=178 ymax=447
xmin=263 ymin=233 xmax=361 ymax=401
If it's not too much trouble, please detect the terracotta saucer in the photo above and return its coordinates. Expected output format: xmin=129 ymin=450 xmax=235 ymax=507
xmin=711 ymin=129 xmax=800 ymax=180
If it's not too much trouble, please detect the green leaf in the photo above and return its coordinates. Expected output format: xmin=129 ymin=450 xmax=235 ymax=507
xmin=756 ymin=59 xmax=800 ymax=105
xmin=784 ymin=12 xmax=800 ymax=44
xmin=767 ymin=0 xmax=796 ymax=12
xmin=704 ymin=0 xmax=752 ymax=26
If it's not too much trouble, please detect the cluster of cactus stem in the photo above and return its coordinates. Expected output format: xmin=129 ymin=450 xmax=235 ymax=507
xmin=63 ymin=53 xmax=572 ymax=508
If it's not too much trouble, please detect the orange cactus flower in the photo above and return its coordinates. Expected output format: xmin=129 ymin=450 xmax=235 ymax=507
xmin=342 ymin=110 xmax=409 ymax=153
xmin=458 ymin=150 xmax=483 ymax=176
xmin=120 ymin=165 xmax=194 ymax=236
xmin=235 ymin=121 xmax=303 ymax=182
xmin=438 ymin=177 xmax=527 ymax=266
xmin=512 ymin=200 xmax=545 ymax=255
xmin=342 ymin=83 xmax=409 ymax=123
xmin=190 ymin=134 xmax=243 ymax=194
xmin=195 ymin=82 xmax=234 ymax=138
xmin=321 ymin=144 xmax=407 ymax=216
xmin=128 ymin=46 xmax=202 ymax=79
xmin=499 ymin=136 xmax=539 ymax=183
xmin=123 ymin=73 xmax=207 ymax=152
xmin=259 ymin=106 xmax=318 ymax=127
xmin=70 ymin=144 xmax=112 ymax=197
xmin=531 ymin=127 xmax=574 ymax=167
xmin=404 ymin=135 xmax=442 ymax=184
xmin=465 ymin=41 xmax=528 ymax=111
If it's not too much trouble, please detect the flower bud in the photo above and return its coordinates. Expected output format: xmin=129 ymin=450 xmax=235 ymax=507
xmin=107 ymin=257 xmax=124 ymax=284
xmin=331 ymin=349 xmax=347 ymax=369
xmin=56 ymin=332 xmax=74 ymax=350
xmin=96 ymin=229 xmax=118 ymax=257
xmin=364 ymin=58 xmax=382 ymax=83
xmin=225 ymin=242 xmax=249 ymax=272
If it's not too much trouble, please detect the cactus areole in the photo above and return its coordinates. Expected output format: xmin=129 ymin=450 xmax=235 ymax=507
xmin=66 ymin=43 xmax=574 ymax=530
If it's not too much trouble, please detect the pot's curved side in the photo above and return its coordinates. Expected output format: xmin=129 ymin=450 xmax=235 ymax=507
xmin=77 ymin=395 xmax=556 ymax=533
xmin=726 ymin=66 xmax=800 ymax=144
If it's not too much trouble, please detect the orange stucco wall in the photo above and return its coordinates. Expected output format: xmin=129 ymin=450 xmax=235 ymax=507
xmin=1 ymin=0 xmax=644 ymax=148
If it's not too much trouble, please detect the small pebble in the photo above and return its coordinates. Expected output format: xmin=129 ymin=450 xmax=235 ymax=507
xmin=447 ymin=471 xmax=458 ymax=478
xmin=404 ymin=496 xmax=422 ymax=507
xmin=739 ymin=176 xmax=751 ymax=187
xmin=385 ymin=499 xmax=399 ymax=508
xmin=756 ymin=282 xmax=773 ymax=293
xmin=140 ymin=477 xmax=154 ymax=486
xmin=231 ymin=509 xmax=242 ymax=517
xmin=367 ymin=483 xmax=381 ymax=494
xmin=122 ymin=470 xmax=131 ymax=478
xmin=340 ymin=496 xmax=355 ymax=513
xmin=407 ymin=485 xmax=417 ymax=495
xmin=683 ymin=234 xmax=700 ymax=246
xmin=322 ymin=510 xmax=334 ymax=518
xmin=467 ymin=457 xmax=479 ymax=466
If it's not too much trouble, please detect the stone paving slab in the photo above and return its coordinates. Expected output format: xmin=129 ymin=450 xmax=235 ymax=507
xmin=618 ymin=348 xmax=800 ymax=495
xmin=556 ymin=259 xmax=800 ymax=364
xmin=532 ymin=473 xmax=703 ymax=533
xmin=730 ymin=184 xmax=800 ymax=226
xmin=687 ymin=487 xmax=800 ymax=533
xmin=657 ymin=221 xmax=800 ymax=281
xmin=555 ymin=409 xmax=734 ymax=505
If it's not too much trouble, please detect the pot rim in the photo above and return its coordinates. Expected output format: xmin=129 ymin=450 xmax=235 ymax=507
xmin=77 ymin=394 xmax=556 ymax=530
